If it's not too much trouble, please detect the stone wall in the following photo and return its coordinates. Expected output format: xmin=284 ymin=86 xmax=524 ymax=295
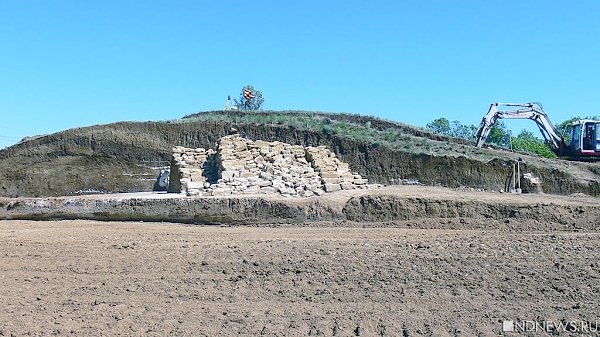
xmin=168 ymin=135 xmax=377 ymax=197
xmin=306 ymin=146 xmax=369 ymax=192
xmin=167 ymin=146 xmax=214 ymax=195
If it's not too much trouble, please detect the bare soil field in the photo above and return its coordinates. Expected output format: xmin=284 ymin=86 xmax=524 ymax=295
xmin=1 ymin=219 xmax=599 ymax=336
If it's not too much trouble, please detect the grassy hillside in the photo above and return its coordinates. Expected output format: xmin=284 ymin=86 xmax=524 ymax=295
xmin=1 ymin=110 xmax=599 ymax=197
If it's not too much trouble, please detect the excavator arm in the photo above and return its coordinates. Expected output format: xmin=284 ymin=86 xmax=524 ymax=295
xmin=474 ymin=102 xmax=566 ymax=151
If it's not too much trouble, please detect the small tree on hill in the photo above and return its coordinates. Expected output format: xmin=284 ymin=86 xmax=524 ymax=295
xmin=426 ymin=118 xmax=451 ymax=136
xmin=426 ymin=118 xmax=477 ymax=140
xmin=510 ymin=130 xmax=557 ymax=158
xmin=486 ymin=121 xmax=512 ymax=147
xmin=451 ymin=120 xmax=478 ymax=140
xmin=234 ymin=85 xmax=264 ymax=111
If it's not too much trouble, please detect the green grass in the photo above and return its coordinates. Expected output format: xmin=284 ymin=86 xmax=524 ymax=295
xmin=178 ymin=110 xmax=478 ymax=157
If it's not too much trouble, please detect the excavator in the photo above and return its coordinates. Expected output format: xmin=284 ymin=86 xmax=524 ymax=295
xmin=475 ymin=102 xmax=600 ymax=158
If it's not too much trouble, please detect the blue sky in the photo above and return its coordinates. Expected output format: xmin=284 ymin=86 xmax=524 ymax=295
xmin=1 ymin=0 xmax=599 ymax=149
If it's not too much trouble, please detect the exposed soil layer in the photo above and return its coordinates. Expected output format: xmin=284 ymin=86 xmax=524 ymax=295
xmin=2 ymin=111 xmax=600 ymax=198
xmin=1 ymin=186 xmax=600 ymax=230
xmin=0 ymin=220 xmax=598 ymax=336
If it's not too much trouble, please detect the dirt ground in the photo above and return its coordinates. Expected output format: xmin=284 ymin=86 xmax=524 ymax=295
xmin=4 ymin=186 xmax=600 ymax=228
xmin=1 ymin=220 xmax=599 ymax=336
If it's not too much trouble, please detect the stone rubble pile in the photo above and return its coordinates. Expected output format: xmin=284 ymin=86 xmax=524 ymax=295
xmin=168 ymin=135 xmax=377 ymax=197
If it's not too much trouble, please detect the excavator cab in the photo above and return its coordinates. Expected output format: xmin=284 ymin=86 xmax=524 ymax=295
xmin=571 ymin=120 xmax=600 ymax=156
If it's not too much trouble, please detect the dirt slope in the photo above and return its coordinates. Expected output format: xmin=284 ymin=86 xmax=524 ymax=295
xmin=1 ymin=111 xmax=600 ymax=197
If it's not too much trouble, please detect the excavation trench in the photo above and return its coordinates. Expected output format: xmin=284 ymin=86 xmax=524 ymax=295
xmin=1 ymin=186 xmax=599 ymax=229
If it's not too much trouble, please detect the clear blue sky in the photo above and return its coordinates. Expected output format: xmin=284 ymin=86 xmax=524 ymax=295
xmin=1 ymin=0 xmax=599 ymax=149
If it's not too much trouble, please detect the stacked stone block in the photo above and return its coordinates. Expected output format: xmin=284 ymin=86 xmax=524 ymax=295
xmin=306 ymin=146 xmax=369 ymax=192
xmin=205 ymin=136 xmax=325 ymax=197
xmin=167 ymin=146 xmax=212 ymax=195
xmin=168 ymin=135 xmax=375 ymax=197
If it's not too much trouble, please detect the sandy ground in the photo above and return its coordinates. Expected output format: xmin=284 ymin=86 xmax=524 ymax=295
xmin=19 ymin=185 xmax=600 ymax=207
xmin=1 ymin=220 xmax=599 ymax=336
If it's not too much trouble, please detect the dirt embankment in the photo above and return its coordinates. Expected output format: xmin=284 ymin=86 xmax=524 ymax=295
xmin=1 ymin=186 xmax=600 ymax=230
xmin=1 ymin=112 xmax=600 ymax=198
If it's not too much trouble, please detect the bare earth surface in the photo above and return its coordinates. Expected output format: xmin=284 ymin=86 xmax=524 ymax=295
xmin=3 ymin=186 xmax=600 ymax=228
xmin=1 ymin=219 xmax=599 ymax=336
